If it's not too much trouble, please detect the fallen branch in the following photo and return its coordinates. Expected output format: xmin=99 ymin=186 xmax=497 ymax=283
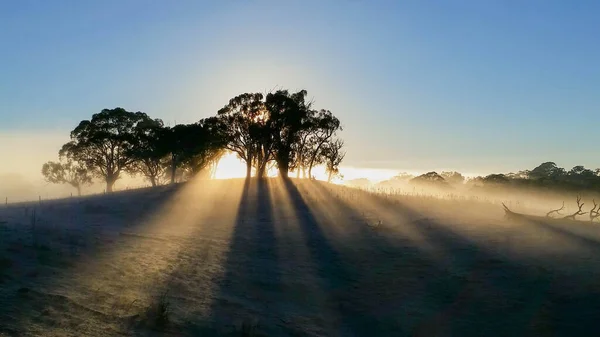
xmin=590 ymin=199 xmax=600 ymax=223
xmin=563 ymin=195 xmax=587 ymax=220
xmin=546 ymin=201 xmax=565 ymax=218
xmin=502 ymin=203 xmax=524 ymax=221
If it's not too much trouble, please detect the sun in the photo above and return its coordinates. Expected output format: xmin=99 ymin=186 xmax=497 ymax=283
xmin=214 ymin=151 xmax=301 ymax=179
xmin=214 ymin=152 xmax=247 ymax=179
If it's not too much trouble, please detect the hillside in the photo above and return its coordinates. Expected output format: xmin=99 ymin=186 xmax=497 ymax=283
xmin=1 ymin=178 xmax=599 ymax=336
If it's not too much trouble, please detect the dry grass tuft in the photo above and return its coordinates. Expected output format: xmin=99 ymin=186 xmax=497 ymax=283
xmin=149 ymin=290 xmax=170 ymax=331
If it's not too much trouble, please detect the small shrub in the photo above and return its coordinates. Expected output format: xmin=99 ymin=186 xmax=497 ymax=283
xmin=148 ymin=290 xmax=170 ymax=331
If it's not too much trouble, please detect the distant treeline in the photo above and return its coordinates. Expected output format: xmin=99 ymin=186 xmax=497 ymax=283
xmin=371 ymin=162 xmax=600 ymax=193
xmin=42 ymin=89 xmax=345 ymax=194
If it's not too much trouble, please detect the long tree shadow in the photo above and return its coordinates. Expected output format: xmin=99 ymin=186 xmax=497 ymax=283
xmin=406 ymin=217 xmax=553 ymax=336
xmin=310 ymin=182 xmax=600 ymax=336
xmin=281 ymin=178 xmax=421 ymax=336
xmin=528 ymin=217 xmax=600 ymax=251
xmin=304 ymin=181 xmax=454 ymax=335
xmin=302 ymin=182 xmax=547 ymax=336
xmin=500 ymin=217 xmax=600 ymax=336
xmin=206 ymin=178 xmax=283 ymax=336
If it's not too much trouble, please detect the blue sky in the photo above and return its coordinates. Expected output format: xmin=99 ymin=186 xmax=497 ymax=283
xmin=1 ymin=0 xmax=599 ymax=178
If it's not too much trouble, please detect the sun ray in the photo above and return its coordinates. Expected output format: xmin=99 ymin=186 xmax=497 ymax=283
xmin=12 ymin=177 xmax=246 ymax=332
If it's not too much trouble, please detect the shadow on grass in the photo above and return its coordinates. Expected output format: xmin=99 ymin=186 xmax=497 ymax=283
xmin=203 ymin=178 xmax=282 ymax=336
xmin=308 ymin=181 xmax=600 ymax=336
xmin=281 ymin=178 xmax=424 ymax=335
xmin=0 ymin=182 xmax=193 ymax=335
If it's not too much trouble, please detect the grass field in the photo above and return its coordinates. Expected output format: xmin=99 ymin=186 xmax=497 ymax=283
xmin=0 ymin=178 xmax=599 ymax=336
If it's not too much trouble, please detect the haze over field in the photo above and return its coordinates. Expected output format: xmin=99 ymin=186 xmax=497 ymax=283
xmin=2 ymin=178 xmax=600 ymax=336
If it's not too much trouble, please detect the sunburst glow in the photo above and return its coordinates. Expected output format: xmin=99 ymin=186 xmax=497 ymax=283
xmin=214 ymin=152 xmax=247 ymax=179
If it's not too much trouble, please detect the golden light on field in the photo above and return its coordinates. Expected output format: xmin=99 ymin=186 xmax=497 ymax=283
xmin=63 ymin=177 xmax=244 ymax=321
xmin=337 ymin=167 xmax=399 ymax=183
xmin=213 ymin=151 xmax=401 ymax=183
xmin=214 ymin=152 xmax=301 ymax=179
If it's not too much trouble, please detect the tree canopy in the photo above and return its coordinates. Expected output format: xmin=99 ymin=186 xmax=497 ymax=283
xmin=45 ymin=89 xmax=345 ymax=193
xmin=41 ymin=159 xmax=92 ymax=196
xmin=59 ymin=107 xmax=152 ymax=192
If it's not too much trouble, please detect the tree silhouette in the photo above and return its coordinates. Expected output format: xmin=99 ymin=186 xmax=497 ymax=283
xmin=48 ymin=89 xmax=345 ymax=188
xmin=128 ymin=117 xmax=169 ymax=187
xmin=60 ymin=108 xmax=151 ymax=192
xmin=482 ymin=173 xmax=510 ymax=185
xmin=217 ymin=93 xmax=268 ymax=178
xmin=294 ymin=109 xmax=342 ymax=179
xmin=162 ymin=119 xmax=226 ymax=183
xmin=321 ymin=138 xmax=345 ymax=182
xmin=566 ymin=165 xmax=597 ymax=188
xmin=410 ymin=171 xmax=450 ymax=189
xmin=440 ymin=171 xmax=465 ymax=185
xmin=264 ymin=89 xmax=311 ymax=179
xmin=181 ymin=118 xmax=226 ymax=179
xmin=529 ymin=162 xmax=566 ymax=184
xmin=41 ymin=160 xmax=92 ymax=196
xmin=215 ymin=89 xmax=342 ymax=179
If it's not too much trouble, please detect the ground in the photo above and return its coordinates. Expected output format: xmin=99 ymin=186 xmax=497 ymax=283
xmin=0 ymin=178 xmax=599 ymax=336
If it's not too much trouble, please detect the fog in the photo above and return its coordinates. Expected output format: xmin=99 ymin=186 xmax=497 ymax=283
xmin=1 ymin=178 xmax=599 ymax=335
xmin=346 ymin=176 xmax=600 ymax=222
xmin=0 ymin=131 xmax=147 ymax=202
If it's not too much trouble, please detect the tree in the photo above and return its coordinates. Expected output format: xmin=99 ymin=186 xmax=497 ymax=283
xmin=410 ymin=172 xmax=449 ymax=188
xmin=60 ymin=108 xmax=152 ymax=192
xmin=482 ymin=173 xmax=510 ymax=185
xmin=298 ymin=109 xmax=341 ymax=179
xmin=506 ymin=170 xmax=530 ymax=180
xmin=41 ymin=160 xmax=92 ymax=196
xmin=162 ymin=119 xmax=226 ymax=183
xmin=217 ymin=93 xmax=269 ymax=178
xmin=321 ymin=139 xmax=345 ymax=182
xmin=440 ymin=171 xmax=465 ymax=185
xmin=265 ymin=89 xmax=311 ymax=178
xmin=217 ymin=89 xmax=342 ymax=179
xmin=529 ymin=162 xmax=566 ymax=184
xmin=181 ymin=118 xmax=226 ymax=178
xmin=566 ymin=165 xmax=597 ymax=188
xmin=128 ymin=117 xmax=169 ymax=187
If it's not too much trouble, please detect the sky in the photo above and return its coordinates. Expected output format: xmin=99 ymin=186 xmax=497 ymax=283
xmin=1 ymin=0 xmax=600 ymax=183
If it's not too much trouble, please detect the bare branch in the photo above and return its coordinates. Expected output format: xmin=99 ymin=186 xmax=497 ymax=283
xmin=546 ymin=201 xmax=565 ymax=218
xmin=590 ymin=199 xmax=600 ymax=223
xmin=563 ymin=195 xmax=587 ymax=220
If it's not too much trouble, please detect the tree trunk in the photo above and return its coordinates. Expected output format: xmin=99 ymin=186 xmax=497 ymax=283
xmin=278 ymin=160 xmax=290 ymax=179
xmin=245 ymin=159 xmax=252 ymax=179
xmin=308 ymin=139 xmax=328 ymax=180
xmin=170 ymin=154 xmax=177 ymax=184
xmin=276 ymin=148 xmax=291 ymax=179
xmin=76 ymin=185 xmax=81 ymax=197
xmin=328 ymin=171 xmax=333 ymax=183
xmin=257 ymin=163 xmax=267 ymax=179
xmin=150 ymin=176 xmax=157 ymax=187
xmin=106 ymin=178 xmax=115 ymax=193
